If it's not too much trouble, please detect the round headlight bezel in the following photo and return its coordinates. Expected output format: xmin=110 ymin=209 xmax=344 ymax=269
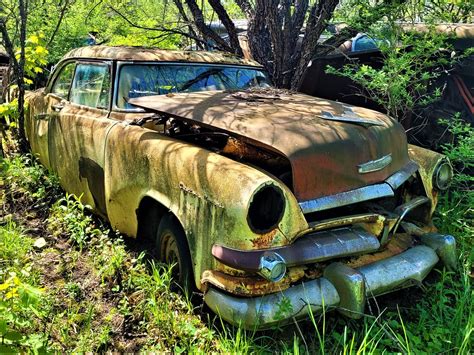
xmin=247 ymin=184 xmax=286 ymax=234
xmin=433 ymin=159 xmax=453 ymax=191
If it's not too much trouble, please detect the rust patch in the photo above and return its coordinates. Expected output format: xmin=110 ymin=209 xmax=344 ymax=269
xmin=201 ymin=267 xmax=305 ymax=297
xmin=297 ymin=213 xmax=385 ymax=239
xmin=345 ymin=233 xmax=413 ymax=268
xmin=251 ymin=228 xmax=278 ymax=249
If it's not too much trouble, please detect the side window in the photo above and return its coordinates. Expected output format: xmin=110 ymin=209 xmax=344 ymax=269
xmin=51 ymin=62 xmax=75 ymax=98
xmin=70 ymin=63 xmax=111 ymax=109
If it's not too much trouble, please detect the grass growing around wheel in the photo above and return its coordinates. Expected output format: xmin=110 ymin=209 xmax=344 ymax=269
xmin=1 ymin=140 xmax=472 ymax=352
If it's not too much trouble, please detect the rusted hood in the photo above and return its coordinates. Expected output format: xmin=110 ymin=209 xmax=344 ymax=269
xmin=129 ymin=90 xmax=410 ymax=202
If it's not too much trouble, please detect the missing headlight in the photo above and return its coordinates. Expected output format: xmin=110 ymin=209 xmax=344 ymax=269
xmin=247 ymin=184 xmax=285 ymax=234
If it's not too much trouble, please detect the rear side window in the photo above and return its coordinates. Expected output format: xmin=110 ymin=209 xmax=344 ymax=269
xmin=70 ymin=63 xmax=111 ymax=109
xmin=51 ymin=62 xmax=75 ymax=98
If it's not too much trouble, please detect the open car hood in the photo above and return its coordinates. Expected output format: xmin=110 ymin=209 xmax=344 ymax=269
xmin=129 ymin=90 xmax=410 ymax=202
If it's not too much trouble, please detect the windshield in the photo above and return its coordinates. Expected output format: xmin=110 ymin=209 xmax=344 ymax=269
xmin=117 ymin=63 xmax=271 ymax=109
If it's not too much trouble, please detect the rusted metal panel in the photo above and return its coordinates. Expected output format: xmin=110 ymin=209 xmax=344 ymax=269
xmin=130 ymin=90 xmax=410 ymax=202
xmin=201 ymin=267 xmax=305 ymax=296
xmin=299 ymin=213 xmax=387 ymax=237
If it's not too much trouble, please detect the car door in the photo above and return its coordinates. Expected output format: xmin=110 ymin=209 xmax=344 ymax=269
xmin=27 ymin=60 xmax=76 ymax=170
xmin=48 ymin=61 xmax=115 ymax=216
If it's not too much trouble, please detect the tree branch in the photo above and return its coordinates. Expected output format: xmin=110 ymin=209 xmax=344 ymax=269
xmin=208 ymin=0 xmax=243 ymax=56
xmin=47 ymin=0 xmax=75 ymax=47
xmin=108 ymin=5 xmax=210 ymax=47
xmin=172 ymin=0 xmax=203 ymax=49
xmin=183 ymin=0 xmax=234 ymax=52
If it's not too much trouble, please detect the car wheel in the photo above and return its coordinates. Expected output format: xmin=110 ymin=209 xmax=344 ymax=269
xmin=155 ymin=214 xmax=193 ymax=291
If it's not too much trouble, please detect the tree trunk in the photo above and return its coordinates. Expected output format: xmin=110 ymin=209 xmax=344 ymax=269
xmin=291 ymin=0 xmax=339 ymax=90
xmin=17 ymin=0 xmax=28 ymax=152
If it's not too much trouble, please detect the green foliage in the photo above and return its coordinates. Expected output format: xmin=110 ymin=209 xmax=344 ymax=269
xmin=0 ymin=221 xmax=32 ymax=268
xmin=334 ymin=0 xmax=472 ymax=25
xmin=26 ymin=0 xmax=183 ymax=63
xmin=48 ymin=193 xmax=105 ymax=250
xmin=401 ymin=0 xmax=473 ymax=23
xmin=2 ymin=154 xmax=60 ymax=203
xmin=440 ymin=114 xmax=474 ymax=190
xmin=0 ymin=275 xmax=47 ymax=353
xmin=18 ymin=33 xmax=49 ymax=86
xmin=0 ymin=100 xmax=19 ymax=129
xmin=327 ymin=27 xmax=456 ymax=122
xmin=0 ymin=221 xmax=49 ymax=353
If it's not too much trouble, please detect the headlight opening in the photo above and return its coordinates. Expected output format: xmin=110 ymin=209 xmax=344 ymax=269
xmin=247 ymin=184 xmax=285 ymax=234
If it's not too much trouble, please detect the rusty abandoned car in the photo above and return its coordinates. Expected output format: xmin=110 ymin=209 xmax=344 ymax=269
xmin=25 ymin=46 xmax=456 ymax=329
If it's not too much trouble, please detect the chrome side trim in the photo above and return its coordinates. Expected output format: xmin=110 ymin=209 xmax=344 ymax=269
xmin=358 ymin=154 xmax=392 ymax=173
xmin=385 ymin=160 xmax=419 ymax=189
xmin=299 ymin=183 xmax=394 ymax=214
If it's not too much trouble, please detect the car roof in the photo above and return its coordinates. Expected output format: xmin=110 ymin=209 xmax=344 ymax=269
xmin=63 ymin=45 xmax=262 ymax=67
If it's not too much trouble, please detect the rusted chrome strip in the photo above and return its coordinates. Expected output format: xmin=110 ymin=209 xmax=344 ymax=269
xmin=385 ymin=160 xmax=419 ymax=190
xmin=212 ymin=227 xmax=380 ymax=272
xmin=358 ymin=154 xmax=392 ymax=174
xmin=299 ymin=161 xmax=419 ymax=214
xmin=299 ymin=183 xmax=394 ymax=214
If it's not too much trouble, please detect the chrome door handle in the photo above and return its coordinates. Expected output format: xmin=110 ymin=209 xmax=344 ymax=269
xmin=52 ymin=103 xmax=64 ymax=112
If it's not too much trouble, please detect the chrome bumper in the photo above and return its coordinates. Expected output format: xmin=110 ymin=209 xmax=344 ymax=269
xmin=204 ymin=234 xmax=456 ymax=329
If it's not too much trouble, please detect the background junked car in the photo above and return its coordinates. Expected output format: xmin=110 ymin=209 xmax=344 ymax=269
xmin=25 ymin=46 xmax=456 ymax=329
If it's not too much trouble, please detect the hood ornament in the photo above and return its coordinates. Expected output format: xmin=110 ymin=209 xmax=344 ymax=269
xmin=358 ymin=154 xmax=392 ymax=173
xmin=319 ymin=105 xmax=385 ymax=128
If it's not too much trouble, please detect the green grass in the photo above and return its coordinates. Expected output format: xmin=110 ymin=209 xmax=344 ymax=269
xmin=1 ymin=142 xmax=472 ymax=352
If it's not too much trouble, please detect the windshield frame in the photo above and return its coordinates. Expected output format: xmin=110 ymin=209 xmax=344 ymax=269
xmin=113 ymin=61 xmax=269 ymax=113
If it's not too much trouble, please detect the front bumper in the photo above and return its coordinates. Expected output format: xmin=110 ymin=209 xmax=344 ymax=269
xmin=204 ymin=233 xmax=456 ymax=329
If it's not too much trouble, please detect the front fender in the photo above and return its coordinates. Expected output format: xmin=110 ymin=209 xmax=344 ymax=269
xmin=408 ymin=144 xmax=447 ymax=215
xmin=103 ymin=123 xmax=308 ymax=289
